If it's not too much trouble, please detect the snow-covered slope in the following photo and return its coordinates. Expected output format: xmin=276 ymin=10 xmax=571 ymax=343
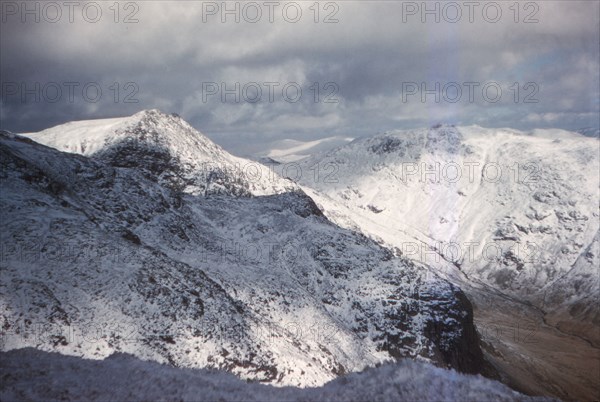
xmin=256 ymin=136 xmax=354 ymax=163
xmin=289 ymin=125 xmax=599 ymax=345
xmin=0 ymin=348 xmax=549 ymax=402
xmin=23 ymin=110 xmax=295 ymax=196
xmin=266 ymin=125 xmax=600 ymax=399
xmin=0 ymin=116 xmax=491 ymax=388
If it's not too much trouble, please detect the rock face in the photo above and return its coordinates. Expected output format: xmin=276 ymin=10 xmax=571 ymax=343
xmin=423 ymin=289 xmax=486 ymax=375
xmin=1 ymin=113 xmax=489 ymax=387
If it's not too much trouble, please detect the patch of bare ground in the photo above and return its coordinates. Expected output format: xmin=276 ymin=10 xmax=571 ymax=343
xmin=468 ymin=287 xmax=600 ymax=401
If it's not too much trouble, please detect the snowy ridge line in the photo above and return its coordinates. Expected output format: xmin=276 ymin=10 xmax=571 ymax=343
xmin=20 ymin=109 xmax=297 ymax=197
xmin=261 ymin=136 xmax=355 ymax=164
xmin=1 ymin=348 xmax=552 ymax=402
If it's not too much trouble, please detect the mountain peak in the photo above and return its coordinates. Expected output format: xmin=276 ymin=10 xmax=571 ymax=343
xmin=22 ymin=111 xmax=296 ymax=196
xmin=20 ymin=109 xmax=190 ymax=156
xmin=130 ymin=108 xmax=187 ymax=127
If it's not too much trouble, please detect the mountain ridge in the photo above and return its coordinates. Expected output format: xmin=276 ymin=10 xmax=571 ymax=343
xmin=22 ymin=109 xmax=296 ymax=197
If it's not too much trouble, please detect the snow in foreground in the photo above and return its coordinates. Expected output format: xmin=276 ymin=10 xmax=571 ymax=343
xmin=0 ymin=348 xmax=551 ymax=402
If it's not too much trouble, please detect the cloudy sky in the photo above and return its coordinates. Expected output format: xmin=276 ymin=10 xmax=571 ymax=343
xmin=1 ymin=1 xmax=598 ymax=155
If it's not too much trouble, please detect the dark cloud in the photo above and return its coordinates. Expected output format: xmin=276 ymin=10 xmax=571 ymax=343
xmin=1 ymin=1 xmax=598 ymax=155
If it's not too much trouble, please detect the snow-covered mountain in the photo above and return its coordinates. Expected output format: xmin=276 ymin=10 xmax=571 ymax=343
xmin=274 ymin=124 xmax=599 ymax=399
xmin=290 ymin=125 xmax=599 ymax=341
xmin=23 ymin=110 xmax=295 ymax=197
xmin=1 ymin=113 xmax=492 ymax=389
xmin=4 ymin=112 xmax=597 ymax=399
xmin=255 ymin=136 xmax=355 ymax=163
